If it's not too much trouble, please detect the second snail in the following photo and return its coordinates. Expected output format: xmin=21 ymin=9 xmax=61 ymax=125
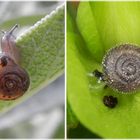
xmin=94 ymin=44 xmax=140 ymax=93
xmin=93 ymin=44 xmax=140 ymax=108
xmin=0 ymin=24 xmax=30 ymax=100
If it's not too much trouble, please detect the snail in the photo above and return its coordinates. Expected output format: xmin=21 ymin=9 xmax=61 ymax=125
xmin=103 ymin=96 xmax=118 ymax=108
xmin=94 ymin=44 xmax=140 ymax=93
xmin=0 ymin=24 xmax=30 ymax=100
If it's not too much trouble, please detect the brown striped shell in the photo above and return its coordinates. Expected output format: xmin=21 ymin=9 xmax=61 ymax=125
xmin=0 ymin=25 xmax=30 ymax=100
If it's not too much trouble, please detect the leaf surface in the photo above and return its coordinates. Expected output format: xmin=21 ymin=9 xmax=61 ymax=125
xmin=68 ymin=2 xmax=140 ymax=138
xmin=0 ymin=5 xmax=64 ymax=113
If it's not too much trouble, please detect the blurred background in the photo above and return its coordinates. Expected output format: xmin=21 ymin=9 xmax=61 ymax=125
xmin=0 ymin=1 xmax=65 ymax=138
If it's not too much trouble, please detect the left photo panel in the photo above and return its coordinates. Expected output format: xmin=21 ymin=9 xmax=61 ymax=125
xmin=0 ymin=1 xmax=65 ymax=138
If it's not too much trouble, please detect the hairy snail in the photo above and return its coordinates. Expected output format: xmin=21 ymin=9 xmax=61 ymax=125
xmin=0 ymin=24 xmax=30 ymax=100
xmin=94 ymin=44 xmax=140 ymax=93
xmin=102 ymin=44 xmax=140 ymax=93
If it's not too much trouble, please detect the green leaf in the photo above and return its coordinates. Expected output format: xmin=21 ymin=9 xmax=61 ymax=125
xmin=0 ymin=5 xmax=64 ymax=113
xmin=90 ymin=2 xmax=140 ymax=50
xmin=67 ymin=101 xmax=79 ymax=129
xmin=68 ymin=123 xmax=100 ymax=138
xmin=68 ymin=2 xmax=140 ymax=138
xmin=76 ymin=2 xmax=104 ymax=62
xmin=67 ymin=12 xmax=76 ymax=33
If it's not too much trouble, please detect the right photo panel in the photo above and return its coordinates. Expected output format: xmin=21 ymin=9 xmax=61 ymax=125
xmin=67 ymin=1 xmax=140 ymax=138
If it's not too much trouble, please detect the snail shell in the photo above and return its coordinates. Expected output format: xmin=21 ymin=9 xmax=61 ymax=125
xmin=0 ymin=25 xmax=30 ymax=100
xmin=102 ymin=44 xmax=140 ymax=93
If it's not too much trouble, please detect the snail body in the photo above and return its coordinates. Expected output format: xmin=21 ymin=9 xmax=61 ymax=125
xmin=0 ymin=24 xmax=30 ymax=100
xmin=102 ymin=44 xmax=140 ymax=93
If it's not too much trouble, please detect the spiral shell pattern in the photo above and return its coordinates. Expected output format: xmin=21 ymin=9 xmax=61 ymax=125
xmin=0 ymin=56 xmax=30 ymax=100
xmin=102 ymin=44 xmax=140 ymax=93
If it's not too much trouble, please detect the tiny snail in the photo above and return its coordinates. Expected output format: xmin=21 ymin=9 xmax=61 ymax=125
xmin=102 ymin=44 xmax=140 ymax=93
xmin=0 ymin=24 xmax=30 ymax=100
xmin=103 ymin=96 xmax=118 ymax=108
